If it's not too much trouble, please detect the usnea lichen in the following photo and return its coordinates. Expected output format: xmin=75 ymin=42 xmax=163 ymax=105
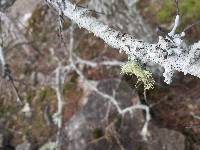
xmin=121 ymin=61 xmax=155 ymax=90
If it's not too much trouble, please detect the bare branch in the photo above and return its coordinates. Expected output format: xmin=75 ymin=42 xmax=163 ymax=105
xmin=183 ymin=19 xmax=200 ymax=33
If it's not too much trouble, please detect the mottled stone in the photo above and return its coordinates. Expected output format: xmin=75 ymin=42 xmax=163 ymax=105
xmin=0 ymin=0 xmax=16 ymax=11
xmin=0 ymin=134 xmax=3 ymax=148
xmin=61 ymin=79 xmax=186 ymax=150
xmin=16 ymin=142 xmax=31 ymax=150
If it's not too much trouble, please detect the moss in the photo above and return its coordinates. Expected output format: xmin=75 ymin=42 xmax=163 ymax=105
xmin=63 ymin=20 xmax=71 ymax=30
xmin=21 ymin=65 xmax=32 ymax=75
xmin=63 ymin=74 xmax=79 ymax=93
xmin=92 ymin=128 xmax=104 ymax=139
xmin=179 ymin=0 xmax=200 ymax=31
xmin=137 ymin=0 xmax=200 ymax=41
xmin=0 ymin=106 xmax=18 ymax=117
xmin=157 ymin=0 xmax=200 ymax=31
xmin=114 ymin=115 xmax=122 ymax=129
xmin=28 ymin=6 xmax=47 ymax=32
xmin=27 ymin=6 xmax=49 ymax=45
xmin=27 ymin=90 xmax=35 ymax=100
xmin=63 ymin=83 xmax=75 ymax=93
xmin=38 ymin=87 xmax=55 ymax=101
xmin=24 ymin=90 xmax=36 ymax=103
xmin=156 ymin=0 xmax=175 ymax=23
xmin=3 ymin=128 xmax=13 ymax=144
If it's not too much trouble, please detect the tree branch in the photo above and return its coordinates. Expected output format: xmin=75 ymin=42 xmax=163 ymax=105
xmin=46 ymin=0 xmax=200 ymax=84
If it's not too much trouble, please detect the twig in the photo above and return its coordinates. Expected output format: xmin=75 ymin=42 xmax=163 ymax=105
xmin=183 ymin=19 xmax=200 ymax=33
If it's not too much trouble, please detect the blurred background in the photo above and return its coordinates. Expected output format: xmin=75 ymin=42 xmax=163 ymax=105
xmin=0 ymin=0 xmax=200 ymax=149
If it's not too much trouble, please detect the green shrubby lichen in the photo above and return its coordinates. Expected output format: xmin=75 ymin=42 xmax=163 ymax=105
xmin=121 ymin=61 xmax=155 ymax=90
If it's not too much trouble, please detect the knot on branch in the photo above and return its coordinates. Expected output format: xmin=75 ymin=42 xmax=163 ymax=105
xmin=188 ymin=41 xmax=200 ymax=64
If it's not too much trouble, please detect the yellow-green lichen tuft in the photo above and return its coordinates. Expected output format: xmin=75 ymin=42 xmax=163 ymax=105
xmin=121 ymin=61 xmax=155 ymax=90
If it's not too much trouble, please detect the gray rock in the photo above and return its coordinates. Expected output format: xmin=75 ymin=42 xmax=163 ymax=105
xmin=0 ymin=134 xmax=3 ymax=148
xmin=0 ymin=0 xmax=16 ymax=11
xmin=16 ymin=142 xmax=31 ymax=150
xmin=39 ymin=141 xmax=57 ymax=150
xmin=89 ymin=0 xmax=154 ymax=42
xmin=147 ymin=126 xmax=185 ymax=150
xmin=61 ymin=79 xmax=186 ymax=150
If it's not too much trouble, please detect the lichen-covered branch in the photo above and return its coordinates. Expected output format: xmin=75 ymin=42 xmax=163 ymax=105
xmin=46 ymin=0 xmax=200 ymax=84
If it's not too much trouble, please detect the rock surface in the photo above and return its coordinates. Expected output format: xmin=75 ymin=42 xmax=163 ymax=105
xmin=16 ymin=142 xmax=31 ymax=150
xmin=0 ymin=134 xmax=3 ymax=148
xmin=61 ymin=79 xmax=186 ymax=150
xmin=1 ymin=0 xmax=199 ymax=149
xmin=148 ymin=74 xmax=200 ymax=150
xmin=0 ymin=0 xmax=16 ymax=11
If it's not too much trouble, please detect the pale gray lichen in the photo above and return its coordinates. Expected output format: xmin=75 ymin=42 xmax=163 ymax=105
xmin=46 ymin=0 xmax=200 ymax=84
xmin=189 ymin=41 xmax=200 ymax=64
